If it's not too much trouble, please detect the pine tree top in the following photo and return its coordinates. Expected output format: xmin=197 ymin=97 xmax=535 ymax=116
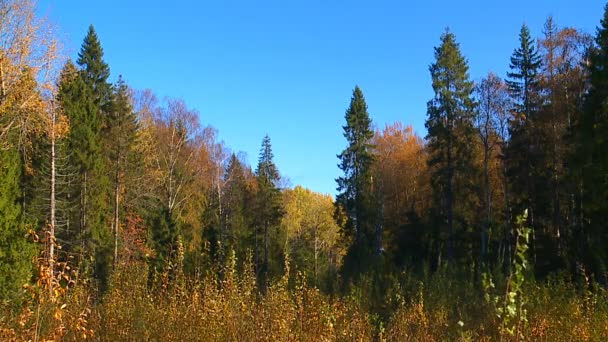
xmin=429 ymin=29 xmax=474 ymax=99
xmin=506 ymin=23 xmax=542 ymax=118
xmin=342 ymin=86 xmax=373 ymax=148
xmin=590 ymin=4 xmax=608 ymax=72
xmin=336 ymin=86 xmax=374 ymax=195
xmin=256 ymin=134 xmax=279 ymax=183
xmin=507 ymin=24 xmax=542 ymax=82
xmin=77 ymin=25 xmax=110 ymax=88
xmin=597 ymin=4 xmax=608 ymax=49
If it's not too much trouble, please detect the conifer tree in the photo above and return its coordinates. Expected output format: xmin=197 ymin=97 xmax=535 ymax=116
xmin=148 ymin=206 xmax=180 ymax=275
xmin=223 ymin=153 xmax=255 ymax=268
xmin=0 ymin=68 xmax=42 ymax=303
xmin=505 ymin=24 xmax=543 ymax=265
xmin=425 ymin=29 xmax=478 ymax=267
xmin=77 ymin=25 xmax=111 ymax=106
xmin=107 ymin=76 xmax=139 ymax=267
xmin=59 ymin=25 xmax=113 ymax=290
xmin=577 ymin=4 xmax=608 ymax=283
xmin=335 ymin=86 xmax=376 ymax=280
xmin=254 ymin=135 xmax=284 ymax=291
xmin=0 ymin=144 xmax=34 ymax=303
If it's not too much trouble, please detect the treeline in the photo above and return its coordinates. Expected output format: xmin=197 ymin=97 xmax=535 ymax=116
xmin=336 ymin=16 xmax=608 ymax=290
xmin=1 ymin=0 xmax=608 ymax=313
xmin=0 ymin=0 xmax=343 ymax=304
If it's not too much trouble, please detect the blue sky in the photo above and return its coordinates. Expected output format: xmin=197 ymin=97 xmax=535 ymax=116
xmin=38 ymin=0 xmax=605 ymax=195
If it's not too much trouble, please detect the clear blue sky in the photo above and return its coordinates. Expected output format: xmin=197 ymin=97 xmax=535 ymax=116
xmin=38 ymin=0 xmax=605 ymax=195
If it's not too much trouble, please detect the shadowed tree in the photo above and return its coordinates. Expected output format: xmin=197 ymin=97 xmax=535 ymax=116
xmin=425 ymin=29 xmax=478 ymax=267
xmin=505 ymin=24 xmax=542 ymax=266
xmin=335 ymin=86 xmax=377 ymax=282
xmin=253 ymin=135 xmax=284 ymax=291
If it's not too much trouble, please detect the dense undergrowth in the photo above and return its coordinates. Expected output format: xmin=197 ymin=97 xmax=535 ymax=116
xmin=2 ymin=254 xmax=607 ymax=341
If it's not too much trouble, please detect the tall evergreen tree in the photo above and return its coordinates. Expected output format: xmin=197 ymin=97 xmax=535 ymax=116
xmin=425 ymin=29 xmax=478 ymax=267
xmin=0 ymin=68 xmax=41 ymax=304
xmin=77 ymin=25 xmax=111 ymax=105
xmin=254 ymin=135 xmax=284 ymax=291
xmin=335 ymin=86 xmax=377 ymax=280
xmin=577 ymin=4 xmax=608 ymax=283
xmin=0 ymin=143 xmax=34 ymax=304
xmin=59 ymin=25 xmax=113 ymax=291
xmin=107 ymin=75 xmax=139 ymax=267
xmin=223 ymin=154 xmax=255 ymax=268
xmin=505 ymin=24 xmax=543 ymax=265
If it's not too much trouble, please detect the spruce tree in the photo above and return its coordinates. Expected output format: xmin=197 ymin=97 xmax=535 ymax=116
xmin=223 ymin=154 xmax=254 ymax=268
xmin=254 ymin=135 xmax=284 ymax=291
xmin=77 ymin=25 xmax=111 ymax=105
xmin=59 ymin=25 xmax=113 ymax=290
xmin=0 ymin=69 xmax=41 ymax=304
xmin=148 ymin=206 xmax=180 ymax=276
xmin=577 ymin=4 xmax=608 ymax=283
xmin=425 ymin=29 xmax=478 ymax=266
xmin=0 ymin=146 xmax=34 ymax=304
xmin=107 ymin=75 xmax=138 ymax=267
xmin=505 ymin=24 xmax=543 ymax=265
xmin=335 ymin=86 xmax=376 ymax=279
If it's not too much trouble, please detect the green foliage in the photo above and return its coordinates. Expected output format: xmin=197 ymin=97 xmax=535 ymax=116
xmin=336 ymin=86 xmax=377 ymax=283
xmin=223 ymin=154 xmax=256 ymax=266
xmin=5 ymin=5 xmax=608 ymax=342
xmin=575 ymin=3 xmax=608 ymax=284
xmin=0 ymin=146 xmax=35 ymax=305
xmin=505 ymin=25 xmax=544 ymax=272
xmin=507 ymin=24 xmax=542 ymax=117
xmin=77 ymin=25 xmax=111 ymax=103
xmin=253 ymin=135 xmax=285 ymax=290
xmin=483 ymin=211 xmax=531 ymax=339
xmin=58 ymin=25 xmax=115 ymax=292
xmin=148 ymin=206 xmax=180 ymax=275
xmin=107 ymin=76 xmax=138 ymax=168
xmin=425 ymin=29 xmax=478 ymax=266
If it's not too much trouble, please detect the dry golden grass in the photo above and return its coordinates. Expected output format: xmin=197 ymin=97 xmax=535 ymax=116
xmin=2 ymin=260 xmax=608 ymax=341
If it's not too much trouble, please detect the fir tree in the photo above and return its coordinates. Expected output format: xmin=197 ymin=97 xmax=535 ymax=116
xmin=59 ymin=25 xmax=113 ymax=291
xmin=577 ymin=4 xmax=608 ymax=283
xmin=505 ymin=24 xmax=543 ymax=265
xmin=148 ymin=206 xmax=180 ymax=276
xmin=335 ymin=86 xmax=377 ymax=280
xmin=0 ymin=68 xmax=41 ymax=304
xmin=77 ymin=25 xmax=111 ymax=104
xmin=223 ymin=154 xmax=255 ymax=269
xmin=254 ymin=135 xmax=284 ymax=291
xmin=507 ymin=25 xmax=542 ymax=120
xmin=425 ymin=29 xmax=478 ymax=266
xmin=0 ymin=146 xmax=34 ymax=304
xmin=107 ymin=75 xmax=139 ymax=267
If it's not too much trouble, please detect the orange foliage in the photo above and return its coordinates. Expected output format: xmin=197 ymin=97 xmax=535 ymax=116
xmin=122 ymin=213 xmax=151 ymax=265
xmin=372 ymin=122 xmax=430 ymax=240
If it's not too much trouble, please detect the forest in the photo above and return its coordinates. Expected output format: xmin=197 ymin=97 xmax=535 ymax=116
xmin=1 ymin=0 xmax=608 ymax=340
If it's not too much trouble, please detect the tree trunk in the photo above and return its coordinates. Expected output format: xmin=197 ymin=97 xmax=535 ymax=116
xmin=447 ymin=130 xmax=454 ymax=265
xmin=481 ymin=142 xmax=490 ymax=267
xmin=49 ymin=106 xmax=56 ymax=295
xmin=113 ymin=159 xmax=119 ymax=268
xmin=503 ymin=158 xmax=513 ymax=272
xmin=80 ymin=171 xmax=87 ymax=268
xmin=314 ymin=227 xmax=319 ymax=287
